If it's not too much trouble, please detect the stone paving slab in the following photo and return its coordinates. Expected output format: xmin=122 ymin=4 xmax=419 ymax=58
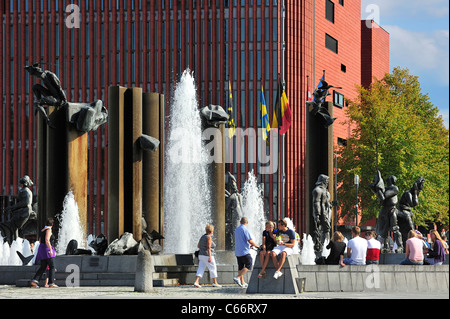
xmin=0 ymin=284 xmax=448 ymax=300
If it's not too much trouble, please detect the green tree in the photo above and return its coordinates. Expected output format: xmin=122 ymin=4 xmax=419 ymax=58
xmin=337 ymin=67 xmax=449 ymax=228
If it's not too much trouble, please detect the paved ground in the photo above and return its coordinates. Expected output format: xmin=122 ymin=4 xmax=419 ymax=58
xmin=0 ymin=284 xmax=448 ymax=300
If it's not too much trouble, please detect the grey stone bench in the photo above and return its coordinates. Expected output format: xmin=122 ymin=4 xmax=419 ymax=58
xmin=297 ymin=264 xmax=449 ymax=293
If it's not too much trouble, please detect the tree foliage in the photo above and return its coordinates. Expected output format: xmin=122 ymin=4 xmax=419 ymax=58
xmin=337 ymin=67 xmax=449 ymax=228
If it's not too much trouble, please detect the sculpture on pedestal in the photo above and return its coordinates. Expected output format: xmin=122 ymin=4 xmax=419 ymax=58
xmin=398 ymin=177 xmax=425 ymax=247
xmin=0 ymin=176 xmax=36 ymax=244
xmin=312 ymin=174 xmax=332 ymax=255
xmin=370 ymin=170 xmax=403 ymax=253
xmin=200 ymin=105 xmax=229 ymax=128
xmin=225 ymin=172 xmax=243 ymax=250
xmin=306 ymin=79 xmax=341 ymax=128
xmin=25 ymin=63 xmax=108 ymax=132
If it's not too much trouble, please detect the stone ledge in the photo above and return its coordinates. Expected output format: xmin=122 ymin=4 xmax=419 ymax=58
xmin=296 ymin=265 xmax=449 ymax=293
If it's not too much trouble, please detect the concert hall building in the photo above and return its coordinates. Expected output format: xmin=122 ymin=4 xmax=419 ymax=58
xmin=1 ymin=1 xmax=389 ymax=235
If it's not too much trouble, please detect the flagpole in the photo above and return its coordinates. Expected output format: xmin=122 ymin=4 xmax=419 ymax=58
xmin=280 ymin=0 xmax=286 ymax=221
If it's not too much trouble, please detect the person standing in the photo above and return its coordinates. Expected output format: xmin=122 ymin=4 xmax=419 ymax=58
xmin=343 ymin=226 xmax=367 ymax=265
xmin=366 ymin=230 xmax=381 ymax=265
xmin=31 ymin=218 xmax=58 ymax=288
xmin=193 ymin=224 xmax=222 ymax=288
xmin=234 ymin=217 xmax=259 ymax=288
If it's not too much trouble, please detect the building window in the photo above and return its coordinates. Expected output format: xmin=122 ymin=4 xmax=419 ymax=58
xmin=341 ymin=64 xmax=346 ymax=73
xmin=333 ymin=91 xmax=345 ymax=108
xmin=339 ymin=0 xmax=344 ymax=6
xmin=338 ymin=137 xmax=347 ymax=146
xmin=325 ymin=34 xmax=338 ymax=54
xmin=326 ymin=0 xmax=335 ymax=23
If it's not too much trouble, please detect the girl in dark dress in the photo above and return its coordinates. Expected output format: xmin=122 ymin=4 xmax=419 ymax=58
xmin=258 ymin=221 xmax=278 ymax=278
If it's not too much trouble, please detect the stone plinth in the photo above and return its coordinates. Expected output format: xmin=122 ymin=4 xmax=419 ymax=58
xmin=246 ymin=254 xmax=301 ymax=294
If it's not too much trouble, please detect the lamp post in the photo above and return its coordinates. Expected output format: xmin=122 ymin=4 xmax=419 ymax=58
xmin=354 ymin=174 xmax=359 ymax=226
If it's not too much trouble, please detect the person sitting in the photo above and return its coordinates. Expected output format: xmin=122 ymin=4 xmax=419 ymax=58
xmin=426 ymin=230 xmax=447 ymax=265
xmin=400 ymin=230 xmax=424 ymax=265
xmin=322 ymin=231 xmax=346 ymax=267
xmin=258 ymin=221 xmax=278 ymax=278
xmin=365 ymin=230 xmax=381 ymax=265
xmin=271 ymin=219 xmax=296 ymax=279
xmin=343 ymin=226 xmax=367 ymax=265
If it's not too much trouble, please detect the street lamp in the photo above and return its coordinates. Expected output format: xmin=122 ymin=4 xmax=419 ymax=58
xmin=354 ymin=174 xmax=360 ymax=226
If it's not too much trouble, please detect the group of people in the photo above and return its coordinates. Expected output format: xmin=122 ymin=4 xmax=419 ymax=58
xmin=400 ymin=229 xmax=448 ymax=265
xmin=193 ymin=217 xmax=298 ymax=288
xmin=322 ymin=226 xmax=448 ymax=267
xmin=193 ymin=222 xmax=448 ymax=288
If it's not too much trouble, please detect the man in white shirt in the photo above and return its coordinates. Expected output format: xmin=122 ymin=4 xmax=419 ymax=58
xmin=343 ymin=226 xmax=367 ymax=265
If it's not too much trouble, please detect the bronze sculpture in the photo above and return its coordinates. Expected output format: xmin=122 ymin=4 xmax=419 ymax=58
xmin=306 ymin=79 xmax=341 ymax=128
xmin=398 ymin=177 xmax=425 ymax=247
xmin=312 ymin=174 xmax=332 ymax=254
xmin=200 ymin=105 xmax=229 ymax=128
xmin=25 ymin=63 xmax=108 ymax=132
xmin=0 ymin=176 xmax=35 ymax=244
xmin=225 ymin=172 xmax=244 ymax=250
xmin=370 ymin=170 xmax=403 ymax=253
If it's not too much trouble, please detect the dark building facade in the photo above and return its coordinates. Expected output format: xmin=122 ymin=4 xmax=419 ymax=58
xmin=1 ymin=0 xmax=389 ymax=236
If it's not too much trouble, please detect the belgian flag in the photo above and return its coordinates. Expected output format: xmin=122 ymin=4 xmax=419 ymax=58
xmin=272 ymin=78 xmax=291 ymax=135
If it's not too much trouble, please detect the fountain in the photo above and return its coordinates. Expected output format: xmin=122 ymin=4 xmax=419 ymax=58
xmin=164 ymin=69 xmax=212 ymax=254
xmin=285 ymin=217 xmax=300 ymax=254
xmin=241 ymin=170 xmax=266 ymax=246
xmin=56 ymin=191 xmax=86 ymax=255
xmin=301 ymin=233 xmax=316 ymax=265
xmin=0 ymin=236 xmax=34 ymax=266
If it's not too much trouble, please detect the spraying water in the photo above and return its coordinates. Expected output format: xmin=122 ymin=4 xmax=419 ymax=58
xmin=0 ymin=236 xmax=33 ymax=266
xmin=301 ymin=234 xmax=316 ymax=265
xmin=164 ymin=69 xmax=212 ymax=254
xmin=56 ymin=191 xmax=86 ymax=255
xmin=240 ymin=171 xmax=266 ymax=246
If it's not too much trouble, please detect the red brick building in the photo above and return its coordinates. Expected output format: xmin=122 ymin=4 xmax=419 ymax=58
xmin=1 ymin=1 xmax=389 ymax=236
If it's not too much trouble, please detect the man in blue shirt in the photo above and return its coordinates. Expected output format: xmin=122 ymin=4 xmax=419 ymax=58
xmin=234 ymin=217 xmax=259 ymax=288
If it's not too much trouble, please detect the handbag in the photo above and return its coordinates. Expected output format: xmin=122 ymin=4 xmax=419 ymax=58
xmin=194 ymin=250 xmax=199 ymax=258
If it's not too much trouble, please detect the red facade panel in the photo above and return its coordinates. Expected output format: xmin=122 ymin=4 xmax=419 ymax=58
xmin=1 ymin=1 xmax=389 ymax=237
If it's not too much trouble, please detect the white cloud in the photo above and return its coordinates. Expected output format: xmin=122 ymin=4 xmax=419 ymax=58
xmin=385 ymin=25 xmax=449 ymax=85
xmin=361 ymin=0 xmax=449 ymax=22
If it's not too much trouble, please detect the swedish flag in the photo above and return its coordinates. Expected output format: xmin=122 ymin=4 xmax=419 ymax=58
xmin=261 ymin=85 xmax=271 ymax=141
xmin=227 ymin=80 xmax=236 ymax=138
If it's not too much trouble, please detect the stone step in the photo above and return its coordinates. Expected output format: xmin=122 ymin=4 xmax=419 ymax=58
xmin=16 ymin=276 xmax=178 ymax=287
xmin=16 ymin=271 xmax=179 ymax=287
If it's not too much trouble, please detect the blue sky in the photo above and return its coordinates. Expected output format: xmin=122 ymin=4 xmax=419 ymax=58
xmin=361 ymin=0 xmax=449 ymax=128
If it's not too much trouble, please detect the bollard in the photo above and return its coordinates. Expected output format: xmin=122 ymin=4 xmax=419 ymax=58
xmin=134 ymin=247 xmax=154 ymax=293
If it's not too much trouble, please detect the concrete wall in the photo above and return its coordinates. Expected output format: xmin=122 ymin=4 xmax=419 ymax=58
xmin=297 ymin=265 xmax=449 ymax=293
